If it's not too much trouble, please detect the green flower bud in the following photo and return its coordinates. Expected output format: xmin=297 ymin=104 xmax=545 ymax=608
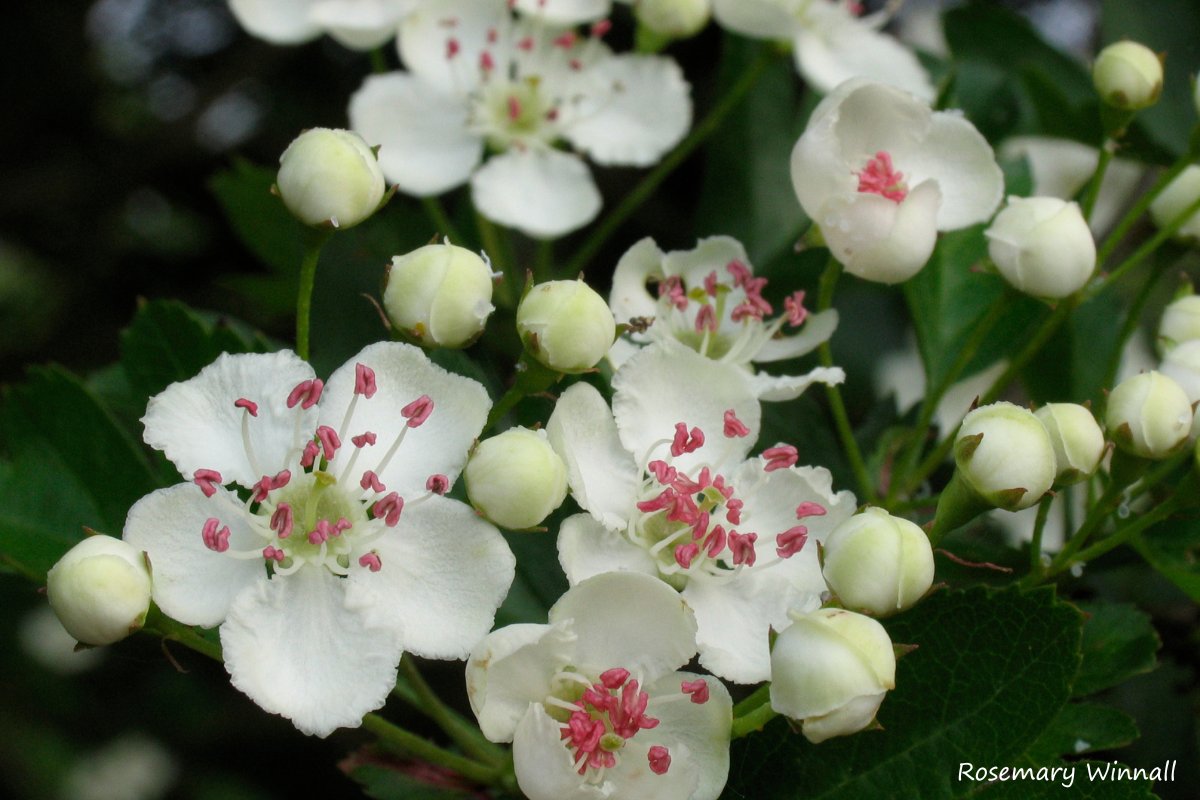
xmin=985 ymin=196 xmax=1095 ymax=298
xmin=277 ymin=128 xmax=386 ymax=229
xmin=770 ymin=608 xmax=896 ymax=744
xmin=636 ymin=0 xmax=710 ymax=38
xmin=516 ymin=280 xmax=616 ymax=373
xmin=1105 ymin=371 xmax=1192 ymax=459
xmin=1093 ymin=41 xmax=1163 ymax=111
xmin=1149 ymin=166 xmax=1200 ymax=245
xmin=1035 ymin=403 xmax=1106 ymax=484
xmin=1157 ymin=291 xmax=1200 ymax=355
xmin=465 ymin=427 xmax=568 ymax=529
xmin=46 ymin=536 xmax=152 ymax=646
xmin=383 ymin=240 xmax=495 ymax=348
xmin=955 ymin=402 xmax=1056 ymax=511
xmin=821 ymin=507 xmax=934 ymax=617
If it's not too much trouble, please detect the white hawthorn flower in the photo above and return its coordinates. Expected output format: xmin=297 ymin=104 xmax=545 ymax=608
xmin=712 ymin=0 xmax=934 ymax=100
xmin=466 ymin=571 xmax=732 ymax=800
xmin=514 ymin=0 xmax=710 ymax=39
xmin=122 ymin=342 xmax=515 ymax=737
xmin=348 ymin=0 xmax=692 ymax=239
xmin=791 ymin=79 xmax=1003 ymax=284
xmin=228 ymin=0 xmax=418 ymax=49
xmin=547 ymin=340 xmax=856 ymax=683
xmin=608 ymin=236 xmax=844 ymax=401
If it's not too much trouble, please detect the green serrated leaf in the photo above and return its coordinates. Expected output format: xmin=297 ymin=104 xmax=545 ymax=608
xmin=726 ymin=586 xmax=1082 ymax=799
xmin=1026 ymin=702 xmax=1140 ymax=763
xmin=1073 ymin=601 xmax=1160 ymax=697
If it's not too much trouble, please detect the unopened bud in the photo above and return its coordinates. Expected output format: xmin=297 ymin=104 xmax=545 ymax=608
xmin=46 ymin=536 xmax=152 ymax=646
xmin=636 ymin=0 xmax=710 ymax=38
xmin=1105 ymin=371 xmax=1192 ymax=459
xmin=955 ymin=402 xmax=1056 ymax=511
xmin=1034 ymin=403 xmax=1105 ymax=484
xmin=277 ymin=128 xmax=386 ymax=229
xmin=516 ymin=280 xmax=616 ymax=373
xmin=1093 ymin=41 xmax=1163 ymax=111
xmin=465 ymin=427 xmax=568 ymax=529
xmin=1157 ymin=292 xmax=1200 ymax=355
xmin=821 ymin=507 xmax=934 ymax=617
xmin=985 ymin=196 xmax=1095 ymax=298
xmin=1150 ymin=165 xmax=1200 ymax=245
xmin=770 ymin=608 xmax=896 ymax=744
xmin=1160 ymin=340 xmax=1200 ymax=403
xmin=383 ymin=241 xmax=495 ymax=348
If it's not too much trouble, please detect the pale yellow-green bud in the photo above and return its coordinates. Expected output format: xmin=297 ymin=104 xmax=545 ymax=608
xmin=821 ymin=507 xmax=934 ymax=617
xmin=516 ymin=280 xmax=616 ymax=373
xmin=1160 ymin=340 xmax=1200 ymax=403
xmin=1105 ymin=371 xmax=1192 ymax=459
xmin=636 ymin=0 xmax=711 ymax=38
xmin=277 ymin=128 xmax=386 ymax=229
xmin=1034 ymin=403 xmax=1106 ymax=484
xmin=46 ymin=536 xmax=152 ymax=646
xmin=770 ymin=608 xmax=896 ymax=744
xmin=1093 ymin=41 xmax=1163 ymax=111
xmin=955 ymin=402 xmax=1056 ymax=511
xmin=465 ymin=427 xmax=568 ymax=529
xmin=1157 ymin=292 xmax=1200 ymax=355
xmin=1149 ymin=166 xmax=1200 ymax=245
xmin=383 ymin=241 xmax=495 ymax=348
xmin=985 ymin=196 xmax=1095 ymax=298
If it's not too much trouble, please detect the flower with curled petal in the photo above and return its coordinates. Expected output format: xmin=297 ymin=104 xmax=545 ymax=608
xmin=122 ymin=342 xmax=515 ymax=737
xmin=228 ymin=0 xmax=418 ymax=49
xmin=547 ymin=340 xmax=856 ymax=683
xmin=466 ymin=571 xmax=732 ymax=800
xmin=348 ymin=0 xmax=692 ymax=238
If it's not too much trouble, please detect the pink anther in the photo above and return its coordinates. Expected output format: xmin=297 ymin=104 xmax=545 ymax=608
xmin=287 ymin=379 xmax=323 ymax=409
xmin=647 ymin=460 xmax=676 ymax=484
xmin=636 ymin=488 xmax=675 ymax=514
xmin=234 ymin=398 xmax=258 ymax=416
xmin=647 ymin=745 xmax=671 ymax=775
xmin=480 ymin=50 xmax=495 ymax=71
xmin=795 ymin=501 xmax=826 ymax=519
xmin=723 ymin=409 xmax=750 ymax=438
xmin=670 ymin=423 xmax=704 ymax=457
xmin=360 ymin=470 xmax=386 ymax=493
xmin=857 ymin=151 xmax=908 ymax=202
xmin=704 ymin=525 xmax=727 ymax=557
xmin=694 ymin=304 xmax=717 ymax=333
xmin=351 ymin=431 xmax=377 ymax=448
xmin=359 ymin=552 xmax=383 ymax=572
xmin=402 ymin=395 xmax=434 ymax=428
xmin=202 ymin=518 xmax=230 ymax=552
xmin=776 ymin=525 xmax=808 ymax=558
xmin=300 ymin=440 xmax=320 ymax=469
xmin=263 ymin=545 xmax=286 ymax=563
xmin=193 ymin=469 xmax=222 ymax=498
xmin=517 ymin=36 xmax=534 ymax=51
xmin=553 ymin=31 xmax=577 ymax=49
xmin=681 ymin=678 xmax=710 ymax=704
xmin=333 ymin=517 xmax=352 ymax=536
xmin=702 ymin=270 xmax=719 ymax=297
xmin=426 ymin=474 xmax=450 ymax=495
xmin=591 ymin=19 xmax=612 ymax=37
xmin=725 ymin=498 xmax=743 ymax=525
xmin=486 ymin=26 xmax=498 ymax=43
xmin=729 ymin=531 xmax=758 ymax=566
xmin=354 ymin=363 xmax=378 ymax=398
xmin=785 ymin=290 xmax=808 ymax=327
xmin=657 ymin=275 xmax=687 ymax=311
xmin=763 ymin=445 xmax=799 ymax=472
xmin=674 ymin=541 xmax=700 ymax=569
xmin=507 ymin=95 xmax=522 ymax=121
xmin=270 ymin=503 xmax=294 ymax=539
xmin=600 ymin=667 xmax=630 ymax=689
xmin=308 ymin=519 xmax=333 ymax=545
xmin=373 ymin=492 xmax=404 ymax=527
xmin=446 ymin=37 xmax=460 ymax=59
xmin=254 ymin=469 xmax=291 ymax=502
xmin=316 ymin=425 xmax=341 ymax=461
xmin=726 ymin=259 xmax=751 ymax=287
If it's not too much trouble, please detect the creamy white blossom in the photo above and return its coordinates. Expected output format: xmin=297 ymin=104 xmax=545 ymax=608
xmin=712 ymin=0 xmax=933 ymax=100
xmin=985 ymin=196 xmax=1096 ymax=299
xmin=547 ymin=340 xmax=855 ymax=683
xmin=955 ymin=401 xmax=1056 ymax=511
xmin=608 ymin=236 xmax=844 ymax=401
xmin=228 ymin=0 xmax=418 ymax=49
xmin=1093 ymin=40 xmax=1163 ymax=111
xmin=466 ymin=572 xmax=732 ymax=800
xmin=349 ymin=0 xmax=692 ymax=238
xmin=123 ymin=343 xmax=515 ymax=736
xmin=1150 ymin=165 xmax=1200 ymax=244
xmin=518 ymin=279 xmax=616 ymax=373
xmin=791 ymin=79 xmax=1003 ymax=283
xmin=277 ymin=128 xmax=386 ymax=229
xmin=383 ymin=239 xmax=495 ymax=348
xmin=466 ymin=426 xmax=568 ymax=529
xmin=1105 ymin=370 xmax=1192 ymax=459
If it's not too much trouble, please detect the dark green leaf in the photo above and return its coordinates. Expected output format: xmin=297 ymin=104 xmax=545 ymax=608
xmin=1073 ymin=601 xmax=1160 ymax=697
xmin=344 ymin=757 xmax=483 ymax=800
xmin=1021 ymin=292 xmax=1126 ymax=404
xmin=209 ymin=160 xmax=303 ymax=275
xmin=726 ymin=586 xmax=1082 ymax=799
xmin=1026 ymin=702 xmax=1140 ymax=762
xmin=1130 ymin=517 xmax=1200 ymax=602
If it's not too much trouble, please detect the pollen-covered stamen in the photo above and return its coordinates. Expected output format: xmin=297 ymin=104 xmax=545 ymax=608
xmin=647 ymin=745 xmax=671 ymax=775
xmin=308 ymin=519 xmax=335 ymax=545
xmin=795 ymin=501 xmax=826 ymax=519
xmin=372 ymin=492 xmax=404 ymax=527
xmin=728 ymin=531 xmax=758 ymax=566
xmin=263 ymin=545 xmax=286 ymax=563
xmin=234 ymin=398 xmax=259 ymax=416
xmin=316 ymin=426 xmax=341 ymax=461
xmin=726 ymin=259 xmax=751 ymax=286
xmin=694 ymin=304 xmax=717 ymax=333
xmin=658 ymin=275 xmax=688 ymax=311
xmin=725 ymin=498 xmax=743 ymax=525
xmin=446 ymin=37 xmax=461 ymax=59
xmin=702 ymin=270 xmax=720 ymax=297
xmin=507 ymin=95 xmax=522 ymax=121
xmin=670 ymin=423 xmax=704 ymax=457
xmin=360 ymin=470 xmax=386 ymax=494
xmin=202 ymin=517 xmax=231 ymax=552
xmin=723 ymin=409 xmax=750 ymax=438
xmin=354 ymin=363 xmax=378 ymax=398
xmin=674 ymin=541 xmax=700 ymax=569
xmin=558 ymin=668 xmax=664 ymax=777
xmin=358 ymin=551 xmax=382 ymax=572
xmin=426 ymin=474 xmax=450 ymax=495
xmin=480 ymin=49 xmax=495 ymax=72
xmin=762 ymin=445 xmax=799 ymax=472
xmin=703 ymin=525 xmax=727 ymax=557
xmin=590 ymin=19 xmax=612 ymax=38
xmin=351 ymin=431 xmax=377 ymax=448
xmin=681 ymin=678 xmax=710 ymax=704
xmin=300 ymin=440 xmax=320 ymax=469
xmin=402 ymin=395 xmax=434 ymax=428
xmin=785 ymin=291 xmax=808 ymax=327
xmin=857 ymin=150 xmax=908 ymax=202
xmin=193 ymin=469 xmax=222 ymax=498
xmin=776 ymin=525 xmax=808 ymax=558
xmin=270 ymin=503 xmax=294 ymax=538
xmin=599 ymin=667 xmax=630 ymax=689
xmin=287 ymin=379 xmax=323 ymax=409
xmin=552 ymin=30 xmax=577 ymax=49
xmin=252 ymin=469 xmax=292 ymax=503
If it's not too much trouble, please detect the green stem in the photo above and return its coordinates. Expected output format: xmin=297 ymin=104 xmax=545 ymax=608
xmin=1027 ymin=493 xmax=1054 ymax=576
xmin=369 ymin=47 xmax=390 ymax=74
xmin=398 ymin=656 xmax=506 ymax=766
xmin=295 ymin=229 xmax=332 ymax=362
xmin=1087 ymin=191 xmax=1200 ymax=299
xmin=562 ymin=46 xmax=778 ymax=276
xmin=1065 ymin=491 xmax=1186 ymax=569
xmin=360 ymin=714 xmax=505 ymax=786
xmin=1079 ymin=140 xmax=1115 ymax=223
xmin=731 ymin=684 xmax=776 ymax=739
xmin=422 ymin=197 xmax=465 ymax=245
xmin=732 ymin=683 xmax=771 ymax=717
xmin=535 ymin=238 xmax=555 ymax=283
xmin=477 ymin=212 xmax=519 ymax=309
xmin=485 ymin=356 xmax=560 ymax=431
xmin=1099 ymin=252 xmax=1171 ymax=391
xmin=142 ymin=606 xmax=222 ymax=661
xmin=816 ymin=259 xmax=875 ymax=501
xmin=1096 ymin=148 xmax=1195 ymax=267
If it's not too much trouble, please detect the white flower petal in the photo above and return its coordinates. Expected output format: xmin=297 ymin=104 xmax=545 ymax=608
xmin=683 ymin=577 xmax=776 ymax=683
xmin=661 ymin=235 xmax=751 ymax=288
xmin=754 ymin=308 xmax=839 ymax=362
xmin=548 ymin=572 xmax=696 ymax=680
xmin=557 ymin=513 xmax=658 ymax=584
xmin=123 ymin=484 xmax=264 ymax=628
xmin=748 ymin=365 xmax=845 ymax=402
xmin=348 ymin=72 xmax=482 ymax=196
xmin=348 ymin=495 xmax=514 ymax=659
xmin=899 ymin=114 xmax=1003 ymax=230
xmin=643 ymin=671 xmax=733 ymax=800
xmin=733 ymin=463 xmax=857 ymax=544
xmin=311 ymin=0 xmax=416 ymax=50
xmin=318 ymin=341 xmax=490 ymax=495
xmin=609 ymin=236 xmax=666 ymax=325
xmin=228 ymin=0 xmax=322 ymax=45
xmin=465 ymin=621 xmax=577 ymax=742
xmin=397 ymin=0 xmax=509 ymax=95
xmin=820 ymin=179 xmax=941 ymax=283
xmin=142 ymin=351 xmax=316 ymax=487
xmin=511 ymin=0 xmax=609 ymax=25
xmin=711 ymin=0 xmax=798 ymax=39
xmin=221 ymin=567 xmax=405 ymax=737
xmin=612 ymin=340 xmax=760 ymax=471
xmin=565 ymin=55 xmax=692 ymax=167
xmin=513 ymin=705 xmax=609 ymax=800
xmin=547 ymin=383 xmax=639 ymax=530
xmin=471 ymin=149 xmax=602 ymax=239
xmin=794 ymin=19 xmax=934 ymax=101
xmin=602 ymin=737 xmax=698 ymax=800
